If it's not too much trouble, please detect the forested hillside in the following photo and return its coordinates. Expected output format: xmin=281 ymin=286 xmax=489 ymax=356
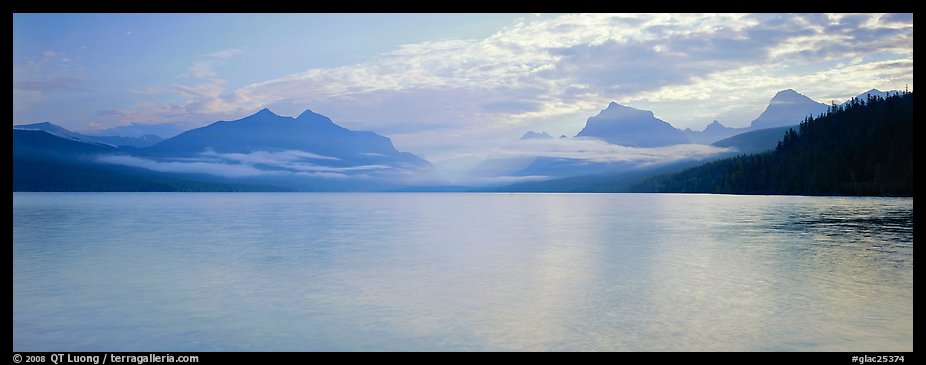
xmin=631 ymin=92 xmax=913 ymax=196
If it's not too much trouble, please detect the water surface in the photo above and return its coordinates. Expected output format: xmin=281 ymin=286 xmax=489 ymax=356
xmin=13 ymin=193 xmax=913 ymax=351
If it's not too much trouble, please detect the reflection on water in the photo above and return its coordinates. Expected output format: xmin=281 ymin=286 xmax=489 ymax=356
xmin=13 ymin=193 xmax=912 ymax=351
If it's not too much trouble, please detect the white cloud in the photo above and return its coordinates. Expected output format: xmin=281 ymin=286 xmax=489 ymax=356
xmin=491 ymin=138 xmax=731 ymax=165
xmin=95 ymin=153 xmax=360 ymax=179
xmin=179 ymin=48 xmax=243 ymax=82
xmin=94 ymin=147 xmax=411 ymax=181
xmin=206 ymin=48 xmax=243 ymax=59
xmin=13 ymin=51 xmax=86 ymax=117
xmin=201 ymin=149 xmax=341 ymax=163
xmin=96 ymin=154 xmax=267 ymax=178
xmin=54 ymin=13 xmax=911 ymax=157
xmin=457 ymin=174 xmax=552 ymax=186
xmin=186 ymin=61 xmax=219 ymax=79
xmin=627 ymin=57 xmax=913 ymax=127
xmin=201 ymin=150 xmax=391 ymax=172
xmin=129 ymin=86 xmax=166 ymax=95
xmin=222 ymin=13 xmax=910 ymax=137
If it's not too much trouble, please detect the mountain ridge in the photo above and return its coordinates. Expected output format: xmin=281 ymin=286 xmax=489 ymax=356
xmin=575 ymin=102 xmax=690 ymax=147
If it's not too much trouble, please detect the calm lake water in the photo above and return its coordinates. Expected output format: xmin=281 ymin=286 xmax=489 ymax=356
xmin=13 ymin=193 xmax=913 ymax=351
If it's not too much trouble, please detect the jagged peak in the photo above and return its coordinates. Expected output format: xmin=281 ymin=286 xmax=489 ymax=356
xmin=297 ymin=108 xmax=325 ymax=120
xmin=520 ymin=131 xmax=554 ymax=140
xmin=770 ymin=89 xmax=816 ymax=104
xmin=253 ymin=107 xmax=278 ymax=117
xmin=296 ymin=108 xmax=337 ymax=127
xmin=598 ymin=101 xmax=653 ymax=118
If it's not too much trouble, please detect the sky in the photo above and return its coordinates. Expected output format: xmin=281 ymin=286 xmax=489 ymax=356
xmin=13 ymin=13 xmax=913 ymax=162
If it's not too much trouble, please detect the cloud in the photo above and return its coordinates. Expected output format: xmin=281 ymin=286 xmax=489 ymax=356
xmin=114 ymin=48 xmax=252 ymax=122
xmin=186 ymin=61 xmax=218 ymax=78
xmin=32 ymin=13 xmax=910 ymax=157
xmin=96 ymin=153 xmax=356 ymax=179
xmin=129 ymin=86 xmax=166 ymax=95
xmin=200 ymin=150 xmax=394 ymax=173
xmin=206 ymin=48 xmax=243 ymax=59
xmin=94 ymin=148 xmax=410 ymax=181
xmin=443 ymin=138 xmax=732 ymax=185
xmin=491 ymin=138 xmax=731 ymax=165
xmin=626 ymin=57 xmax=913 ymax=127
xmin=457 ymin=174 xmax=552 ymax=186
xmin=201 ymin=149 xmax=341 ymax=162
xmin=222 ymin=13 xmax=910 ymax=137
xmin=13 ymin=50 xmax=87 ymax=115
xmin=184 ymin=48 xmax=244 ymax=79
xmin=15 ymin=76 xmax=86 ymax=92
xmin=96 ymin=154 xmax=268 ymax=178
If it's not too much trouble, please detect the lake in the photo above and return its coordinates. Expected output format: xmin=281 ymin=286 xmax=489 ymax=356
xmin=13 ymin=193 xmax=913 ymax=351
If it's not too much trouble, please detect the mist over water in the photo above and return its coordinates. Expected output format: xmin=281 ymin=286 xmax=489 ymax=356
xmin=13 ymin=193 xmax=912 ymax=351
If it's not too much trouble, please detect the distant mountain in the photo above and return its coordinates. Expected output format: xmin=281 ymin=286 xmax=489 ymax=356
xmin=14 ymin=122 xmax=163 ymax=148
xmin=463 ymin=102 xmax=693 ymax=184
xmin=634 ymin=92 xmax=913 ymax=196
xmin=683 ymin=120 xmax=745 ymax=145
xmin=82 ymin=122 xmax=190 ymax=139
xmin=14 ymin=108 xmax=440 ymax=191
xmin=145 ymin=108 xmax=428 ymax=169
xmin=14 ymin=122 xmax=84 ymax=140
xmin=520 ymin=131 xmax=554 ymax=140
xmin=13 ymin=129 xmax=275 ymax=191
xmin=576 ymin=102 xmax=689 ymax=147
xmin=13 ymin=129 xmax=117 ymax=157
xmin=842 ymin=89 xmax=899 ymax=106
xmin=749 ymin=89 xmax=828 ymax=130
xmin=711 ymin=125 xmax=795 ymax=155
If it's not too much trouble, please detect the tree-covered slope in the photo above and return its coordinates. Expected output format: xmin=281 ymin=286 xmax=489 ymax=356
xmin=631 ymin=92 xmax=912 ymax=196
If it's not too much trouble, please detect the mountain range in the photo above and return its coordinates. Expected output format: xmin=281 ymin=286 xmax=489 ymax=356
xmin=632 ymin=92 xmax=912 ymax=195
xmin=484 ymin=88 xmax=900 ymax=191
xmin=14 ymin=108 xmax=437 ymax=191
xmin=14 ymin=122 xmax=164 ymax=148
xmin=81 ymin=121 xmax=190 ymax=139
xmin=682 ymin=120 xmax=740 ymax=145
xmin=14 ymin=88 xmax=899 ymax=192
xmin=143 ymin=108 xmax=429 ymax=169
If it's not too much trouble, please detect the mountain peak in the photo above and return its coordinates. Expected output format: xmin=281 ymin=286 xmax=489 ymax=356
xmin=253 ymin=108 xmax=278 ymax=117
xmin=521 ymin=131 xmax=554 ymax=140
xmin=576 ymin=102 xmax=688 ymax=147
xmin=605 ymin=101 xmax=639 ymax=112
xmin=598 ymin=101 xmax=653 ymax=118
xmin=771 ymin=89 xmax=815 ymax=104
xmin=750 ymin=89 xmax=828 ymax=129
xmin=18 ymin=121 xmax=55 ymax=128
xmin=13 ymin=122 xmax=81 ymax=139
xmin=297 ymin=108 xmax=328 ymax=120
xmin=296 ymin=108 xmax=338 ymax=128
xmin=703 ymin=120 xmax=729 ymax=133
